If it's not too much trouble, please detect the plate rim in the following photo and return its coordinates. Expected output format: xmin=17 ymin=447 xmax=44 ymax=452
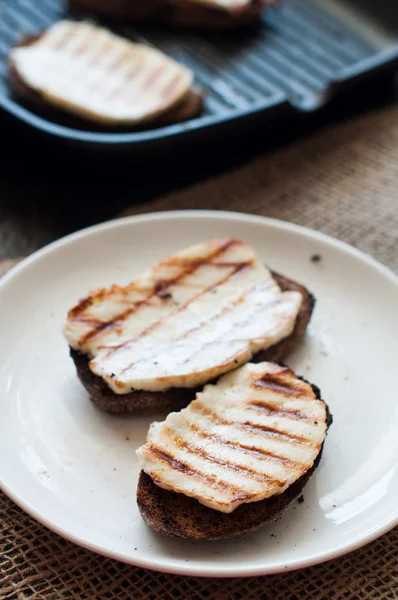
xmin=0 ymin=209 xmax=397 ymax=578
xmin=1 ymin=210 xmax=397 ymax=289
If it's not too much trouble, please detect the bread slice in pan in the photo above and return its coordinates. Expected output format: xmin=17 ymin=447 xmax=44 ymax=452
xmin=69 ymin=0 xmax=278 ymax=31
xmin=64 ymin=238 xmax=315 ymax=415
xmin=136 ymin=362 xmax=331 ymax=540
xmin=8 ymin=20 xmax=202 ymax=128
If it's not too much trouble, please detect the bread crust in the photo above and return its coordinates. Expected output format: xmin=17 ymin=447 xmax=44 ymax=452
xmin=69 ymin=271 xmax=315 ymax=414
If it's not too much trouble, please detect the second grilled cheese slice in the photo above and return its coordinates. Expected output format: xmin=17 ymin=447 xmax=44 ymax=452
xmin=9 ymin=20 xmax=193 ymax=126
xmin=189 ymin=0 xmax=259 ymax=12
xmin=64 ymin=239 xmax=303 ymax=393
xmin=137 ymin=362 xmax=328 ymax=513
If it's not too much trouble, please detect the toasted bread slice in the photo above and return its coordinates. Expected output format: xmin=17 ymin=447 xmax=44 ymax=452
xmin=136 ymin=365 xmax=331 ymax=539
xmin=137 ymin=454 xmax=319 ymax=540
xmin=69 ymin=270 xmax=314 ymax=414
xmin=8 ymin=21 xmax=202 ymax=129
xmin=69 ymin=0 xmax=276 ymax=31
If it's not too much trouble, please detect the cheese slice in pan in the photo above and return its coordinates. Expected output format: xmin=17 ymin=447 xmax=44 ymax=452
xmin=9 ymin=20 xmax=193 ymax=125
xmin=189 ymin=0 xmax=260 ymax=13
xmin=183 ymin=0 xmax=275 ymax=14
xmin=64 ymin=239 xmax=303 ymax=393
xmin=137 ymin=362 xmax=328 ymax=513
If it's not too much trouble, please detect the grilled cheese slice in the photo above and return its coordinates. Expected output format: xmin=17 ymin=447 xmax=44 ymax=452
xmin=9 ymin=20 xmax=193 ymax=126
xmin=64 ymin=239 xmax=302 ymax=393
xmin=137 ymin=362 xmax=328 ymax=513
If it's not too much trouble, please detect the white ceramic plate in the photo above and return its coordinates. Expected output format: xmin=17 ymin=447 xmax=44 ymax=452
xmin=0 ymin=211 xmax=397 ymax=578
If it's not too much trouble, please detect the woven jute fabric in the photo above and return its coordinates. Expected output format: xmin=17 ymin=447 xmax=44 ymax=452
xmin=1 ymin=105 xmax=398 ymax=599
xmin=123 ymin=105 xmax=398 ymax=274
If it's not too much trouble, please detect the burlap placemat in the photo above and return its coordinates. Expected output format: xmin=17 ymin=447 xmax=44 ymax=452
xmin=123 ymin=105 xmax=398 ymax=274
xmin=1 ymin=105 xmax=397 ymax=599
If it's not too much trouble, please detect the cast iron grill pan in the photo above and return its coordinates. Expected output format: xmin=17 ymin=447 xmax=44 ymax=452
xmin=0 ymin=0 xmax=397 ymax=147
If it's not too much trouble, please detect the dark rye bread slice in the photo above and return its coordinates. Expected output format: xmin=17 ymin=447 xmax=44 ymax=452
xmin=8 ymin=34 xmax=203 ymax=131
xmin=69 ymin=0 xmax=270 ymax=31
xmin=70 ymin=271 xmax=315 ymax=415
xmin=136 ymin=385 xmax=332 ymax=540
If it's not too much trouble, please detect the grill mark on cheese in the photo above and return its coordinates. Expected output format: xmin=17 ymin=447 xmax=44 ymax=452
xmin=106 ymin=65 xmax=144 ymax=100
xmin=79 ymin=298 xmax=150 ymax=344
xmin=146 ymin=445 xmax=253 ymax=501
xmin=141 ymin=63 xmax=167 ymax=91
xmin=238 ymin=421 xmax=315 ymax=444
xmin=51 ymin=26 xmax=72 ymax=51
xmin=68 ymin=296 xmax=96 ymax=319
xmin=170 ymin=434 xmax=287 ymax=486
xmin=161 ymin=73 xmax=182 ymax=103
xmin=154 ymin=282 xmax=173 ymax=298
xmin=216 ymin=261 xmax=252 ymax=272
xmin=187 ymin=423 xmax=309 ymax=470
xmin=87 ymin=41 xmax=112 ymax=67
xmin=68 ymin=25 xmax=96 ymax=58
xmin=148 ymin=473 xmax=227 ymax=508
xmin=126 ymin=63 xmax=142 ymax=81
xmin=72 ymin=39 xmax=89 ymax=57
xmin=61 ymin=26 xmax=87 ymax=56
xmin=253 ymin=372 xmax=307 ymax=397
xmin=248 ymin=400 xmax=310 ymax=421
xmin=71 ymin=315 xmax=103 ymax=327
xmin=106 ymin=50 xmax=130 ymax=73
xmin=192 ymin=403 xmax=316 ymax=445
xmin=75 ymin=238 xmax=242 ymax=345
